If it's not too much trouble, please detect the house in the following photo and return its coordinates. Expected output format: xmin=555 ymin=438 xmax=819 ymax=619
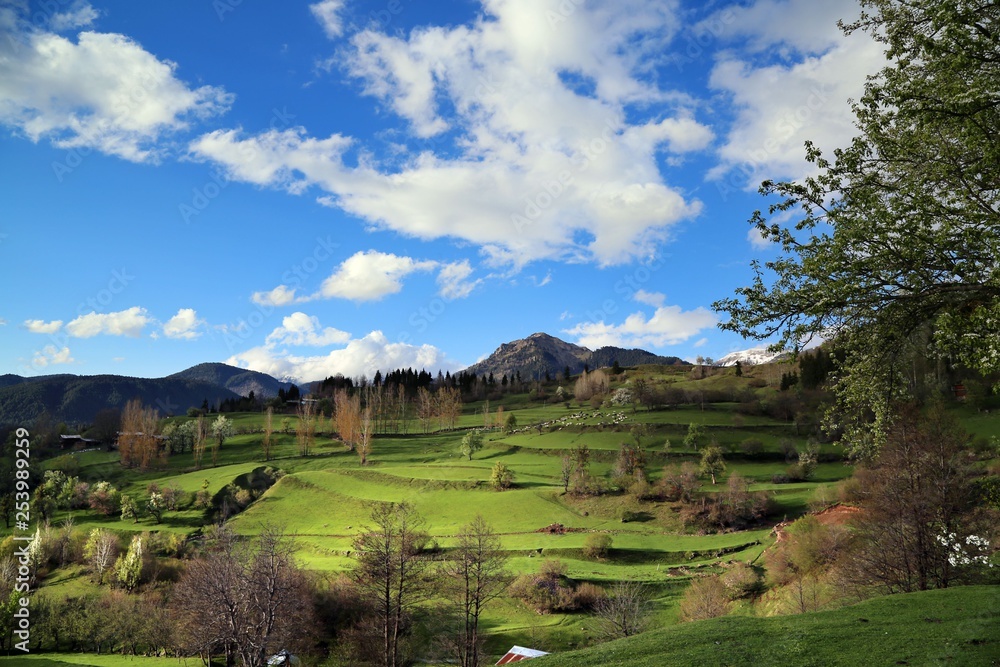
xmin=496 ymin=646 xmax=550 ymax=664
xmin=59 ymin=434 xmax=102 ymax=449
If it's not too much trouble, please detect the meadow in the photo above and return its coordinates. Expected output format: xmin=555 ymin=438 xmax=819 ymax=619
xmin=11 ymin=363 xmax=999 ymax=661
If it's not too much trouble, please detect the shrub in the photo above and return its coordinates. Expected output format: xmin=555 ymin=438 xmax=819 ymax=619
xmin=679 ymin=576 xmax=729 ymax=622
xmin=582 ymin=533 xmax=612 ymax=560
xmin=739 ymin=438 xmax=764 ymax=456
xmin=721 ymin=563 xmax=764 ymax=600
xmin=508 ymin=559 xmax=588 ymax=613
xmin=490 ymin=461 xmax=515 ymax=490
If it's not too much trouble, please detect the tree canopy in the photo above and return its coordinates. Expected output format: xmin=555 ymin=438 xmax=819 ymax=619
xmin=714 ymin=0 xmax=1000 ymax=452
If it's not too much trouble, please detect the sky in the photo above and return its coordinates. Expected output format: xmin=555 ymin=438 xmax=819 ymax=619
xmin=0 ymin=0 xmax=885 ymax=384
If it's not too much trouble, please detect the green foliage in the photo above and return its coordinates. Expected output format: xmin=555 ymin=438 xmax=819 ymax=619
xmin=119 ymin=495 xmax=139 ymax=523
xmin=489 ymin=461 xmax=514 ymax=491
xmin=699 ymin=445 xmax=726 ymax=484
xmin=582 ymin=533 xmax=612 ymax=560
xmin=459 ymin=430 xmax=484 ymax=460
xmin=713 ymin=0 xmax=1000 ymax=450
xmin=113 ymin=534 xmax=143 ymax=592
xmin=683 ymin=423 xmax=704 ymax=452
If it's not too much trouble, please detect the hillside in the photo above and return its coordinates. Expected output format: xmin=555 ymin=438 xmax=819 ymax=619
xmin=0 ymin=373 xmax=243 ymax=426
xmin=464 ymin=332 xmax=687 ymax=379
xmin=535 ymin=586 xmax=1000 ymax=667
xmin=167 ymin=362 xmax=294 ymax=398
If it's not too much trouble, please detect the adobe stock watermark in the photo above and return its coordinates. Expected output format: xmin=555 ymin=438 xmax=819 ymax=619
xmin=51 ymin=66 xmax=175 ymax=182
xmin=21 ymin=268 xmax=135 ymax=374
xmin=671 ymin=7 xmax=739 ymax=72
xmin=577 ymin=257 xmax=665 ymax=327
xmin=11 ymin=427 xmax=34 ymax=652
xmin=511 ymin=117 xmax=618 ymax=235
xmin=179 ymin=107 xmax=296 ymax=224
xmin=211 ymin=235 xmax=340 ymax=354
xmin=715 ymin=83 xmax=833 ymax=202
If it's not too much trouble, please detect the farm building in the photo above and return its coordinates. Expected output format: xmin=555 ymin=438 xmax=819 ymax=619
xmin=496 ymin=645 xmax=549 ymax=664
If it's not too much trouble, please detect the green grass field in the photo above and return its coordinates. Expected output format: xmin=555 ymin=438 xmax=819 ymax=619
xmin=12 ymin=371 xmax=999 ymax=662
xmin=533 ymin=585 xmax=1000 ymax=667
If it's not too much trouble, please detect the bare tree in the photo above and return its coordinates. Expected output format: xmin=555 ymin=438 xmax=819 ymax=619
xmin=441 ymin=516 xmax=509 ymax=667
xmin=171 ymin=526 xmax=317 ymax=667
xmin=193 ymin=414 xmax=207 ymax=469
xmin=262 ymin=406 xmax=274 ymax=461
xmin=844 ymin=404 xmax=986 ymax=594
xmin=296 ymin=401 xmax=316 ymax=457
xmin=352 ymin=502 xmax=430 ymax=667
xmin=593 ymin=580 xmax=651 ymax=639
xmin=118 ymin=399 xmax=161 ymax=470
xmin=335 ymin=389 xmax=361 ymax=451
xmin=357 ymin=407 xmax=374 ymax=466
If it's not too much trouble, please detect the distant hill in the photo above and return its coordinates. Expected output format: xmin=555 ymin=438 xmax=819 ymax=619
xmin=167 ymin=363 xmax=294 ymax=399
xmin=0 ymin=363 xmax=291 ymax=426
xmin=589 ymin=345 xmax=685 ymax=369
xmin=462 ymin=333 xmax=687 ymax=379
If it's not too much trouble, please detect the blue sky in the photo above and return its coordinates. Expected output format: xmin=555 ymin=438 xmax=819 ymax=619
xmin=0 ymin=0 xmax=883 ymax=383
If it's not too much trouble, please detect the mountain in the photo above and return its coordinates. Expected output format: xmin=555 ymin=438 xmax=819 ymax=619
xmin=589 ymin=346 xmax=685 ymax=369
xmin=462 ymin=333 xmax=688 ymax=379
xmin=167 ymin=363 xmax=294 ymax=399
xmin=715 ymin=346 xmax=790 ymax=367
xmin=463 ymin=333 xmax=591 ymax=380
xmin=0 ymin=363 xmax=292 ymax=427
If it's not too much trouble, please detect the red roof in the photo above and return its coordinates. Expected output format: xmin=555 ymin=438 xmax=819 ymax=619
xmin=496 ymin=646 xmax=549 ymax=664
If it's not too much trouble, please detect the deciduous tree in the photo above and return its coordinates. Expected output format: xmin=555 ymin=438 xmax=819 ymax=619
xmin=714 ymin=0 xmax=1000 ymax=450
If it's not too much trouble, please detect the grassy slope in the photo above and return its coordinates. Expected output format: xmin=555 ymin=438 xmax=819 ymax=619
xmin=534 ymin=585 xmax=1000 ymax=667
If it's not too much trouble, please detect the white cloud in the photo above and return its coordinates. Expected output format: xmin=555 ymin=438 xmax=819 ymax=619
xmin=228 ymin=329 xmax=457 ymax=383
xmin=32 ymin=345 xmax=75 ymax=368
xmin=436 ymin=260 xmax=480 ymax=300
xmin=707 ymin=0 xmax=885 ymax=187
xmin=191 ymin=0 xmax=709 ymax=266
xmin=0 ymin=9 xmax=231 ymax=162
xmin=252 ymin=285 xmax=300 ymax=307
xmin=163 ymin=308 xmax=205 ymax=340
xmin=65 ymin=307 xmax=150 ymax=338
xmin=747 ymin=227 xmax=772 ymax=250
xmin=48 ymin=1 xmax=99 ymax=32
xmin=265 ymin=312 xmax=351 ymax=347
xmin=24 ymin=319 xmax=64 ymax=334
xmin=633 ymin=290 xmax=665 ymax=308
xmin=317 ymin=250 xmax=437 ymax=302
xmin=692 ymin=337 xmax=708 ymax=348
xmin=310 ymin=0 xmax=347 ymax=39
xmin=564 ymin=303 xmax=717 ymax=349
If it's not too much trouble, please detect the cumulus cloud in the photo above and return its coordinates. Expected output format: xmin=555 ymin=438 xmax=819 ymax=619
xmin=633 ymin=290 xmax=666 ymax=308
xmin=24 ymin=319 xmax=64 ymax=334
xmin=310 ymin=0 xmax=348 ymax=39
xmin=65 ymin=307 xmax=150 ymax=338
xmin=191 ymin=0 xmax=710 ymax=266
xmin=163 ymin=308 xmax=205 ymax=340
xmin=436 ymin=260 xmax=480 ymax=300
xmin=228 ymin=327 xmax=457 ymax=383
xmin=252 ymin=285 xmax=300 ymax=307
xmin=48 ymin=1 xmax=100 ymax=32
xmin=706 ymin=0 xmax=885 ymax=186
xmin=265 ymin=312 xmax=351 ymax=347
xmin=317 ymin=250 xmax=437 ymax=302
xmin=32 ymin=345 xmax=75 ymax=368
xmin=564 ymin=298 xmax=717 ymax=349
xmin=747 ymin=227 xmax=772 ymax=250
xmin=0 ymin=6 xmax=231 ymax=162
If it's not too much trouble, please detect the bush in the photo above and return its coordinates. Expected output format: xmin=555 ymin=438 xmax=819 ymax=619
xmin=739 ymin=438 xmax=764 ymax=456
xmin=508 ymin=559 xmax=592 ymax=613
xmin=679 ymin=576 xmax=729 ymax=622
xmin=721 ymin=563 xmax=764 ymax=600
xmin=490 ymin=461 xmax=515 ymax=490
xmin=582 ymin=533 xmax=612 ymax=560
